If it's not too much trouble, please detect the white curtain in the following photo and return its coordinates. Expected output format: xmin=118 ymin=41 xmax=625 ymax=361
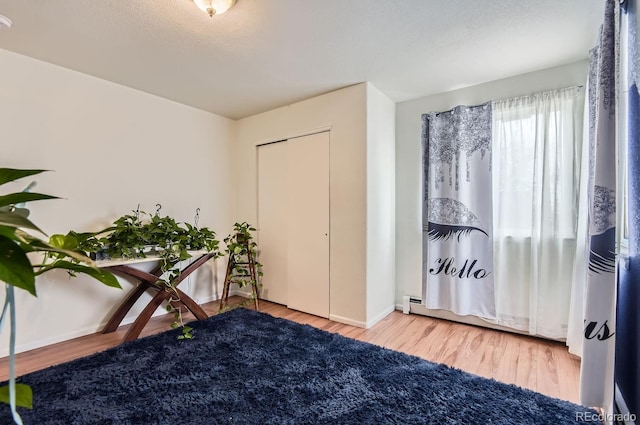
xmin=492 ymin=87 xmax=584 ymax=339
xmin=566 ymin=93 xmax=591 ymax=357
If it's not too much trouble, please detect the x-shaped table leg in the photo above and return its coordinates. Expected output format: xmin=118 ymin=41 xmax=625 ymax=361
xmin=102 ymin=253 xmax=213 ymax=343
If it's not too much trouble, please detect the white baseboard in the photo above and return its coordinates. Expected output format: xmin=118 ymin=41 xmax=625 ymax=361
xmin=329 ymin=314 xmax=366 ymax=328
xmin=402 ymin=295 xmax=554 ymax=339
xmin=329 ymin=306 xmax=395 ymax=329
xmin=366 ymin=305 xmax=396 ymax=328
xmin=0 ymin=293 xmax=239 ymax=358
xmin=3 ymin=295 xmax=393 ymax=357
xmin=230 ymin=289 xmax=252 ymax=298
xmin=1 ymin=310 xmax=162 ymax=358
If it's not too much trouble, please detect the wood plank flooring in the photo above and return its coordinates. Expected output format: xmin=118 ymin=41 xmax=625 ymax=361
xmin=0 ymin=297 xmax=581 ymax=403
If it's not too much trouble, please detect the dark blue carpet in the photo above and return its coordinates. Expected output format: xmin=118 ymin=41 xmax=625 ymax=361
xmin=1 ymin=308 xmax=596 ymax=424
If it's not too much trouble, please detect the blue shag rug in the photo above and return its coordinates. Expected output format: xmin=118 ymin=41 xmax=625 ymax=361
xmin=1 ymin=308 xmax=596 ymax=424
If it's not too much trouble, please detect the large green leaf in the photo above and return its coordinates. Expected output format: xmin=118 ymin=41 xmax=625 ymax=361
xmin=0 ymin=227 xmax=17 ymax=241
xmin=0 ymin=192 xmax=58 ymax=209
xmin=22 ymin=235 xmax=91 ymax=264
xmin=0 ymin=384 xmax=33 ymax=409
xmin=49 ymin=233 xmax=79 ymax=250
xmin=0 ymin=211 xmax=45 ymax=235
xmin=0 ymin=168 xmax=46 ymax=186
xmin=35 ymin=260 xmax=121 ymax=289
xmin=0 ymin=235 xmax=36 ymax=296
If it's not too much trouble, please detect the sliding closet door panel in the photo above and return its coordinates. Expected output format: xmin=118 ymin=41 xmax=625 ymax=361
xmin=257 ymin=142 xmax=288 ymax=305
xmin=286 ymin=132 xmax=330 ymax=317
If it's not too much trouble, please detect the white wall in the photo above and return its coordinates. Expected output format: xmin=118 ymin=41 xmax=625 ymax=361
xmin=0 ymin=48 xmax=235 ymax=355
xmin=236 ymin=82 xmax=398 ymax=328
xmin=365 ymin=83 xmax=396 ymax=325
xmin=395 ymin=60 xmax=589 ymax=306
xmin=236 ymin=84 xmax=370 ymax=326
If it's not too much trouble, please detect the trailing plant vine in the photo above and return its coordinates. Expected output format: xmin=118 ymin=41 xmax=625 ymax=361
xmin=76 ymin=210 xmax=222 ymax=339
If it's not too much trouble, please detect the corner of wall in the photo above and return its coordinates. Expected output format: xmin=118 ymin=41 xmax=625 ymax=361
xmin=365 ymin=83 xmax=397 ymax=324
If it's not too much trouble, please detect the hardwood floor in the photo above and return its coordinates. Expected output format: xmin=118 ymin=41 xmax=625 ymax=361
xmin=0 ymin=297 xmax=581 ymax=403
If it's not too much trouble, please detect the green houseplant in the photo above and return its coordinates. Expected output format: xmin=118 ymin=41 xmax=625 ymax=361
xmin=220 ymin=222 xmax=263 ymax=311
xmin=0 ymin=168 xmax=121 ymax=424
xmin=76 ymin=209 xmax=222 ymax=339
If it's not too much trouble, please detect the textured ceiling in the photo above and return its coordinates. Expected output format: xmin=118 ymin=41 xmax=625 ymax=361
xmin=0 ymin=0 xmax=603 ymax=120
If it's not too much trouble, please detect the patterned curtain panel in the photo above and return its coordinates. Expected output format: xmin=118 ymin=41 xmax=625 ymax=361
xmin=580 ymin=0 xmax=619 ymax=410
xmin=616 ymin=0 xmax=640 ymax=418
xmin=421 ymin=104 xmax=496 ymax=319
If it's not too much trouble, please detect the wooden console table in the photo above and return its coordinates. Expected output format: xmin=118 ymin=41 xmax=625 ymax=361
xmin=97 ymin=252 xmax=215 ymax=343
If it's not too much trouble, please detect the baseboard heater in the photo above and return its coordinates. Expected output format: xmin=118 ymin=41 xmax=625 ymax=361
xmin=401 ymin=295 xmax=552 ymax=339
xmin=402 ymin=296 xmax=422 ymax=314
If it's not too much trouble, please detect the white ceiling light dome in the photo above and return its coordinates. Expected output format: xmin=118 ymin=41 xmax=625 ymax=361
xmin=193 ymin=0 xmax=236 ymax=17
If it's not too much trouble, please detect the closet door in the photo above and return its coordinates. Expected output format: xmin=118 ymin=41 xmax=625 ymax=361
xmin=257 ymin=142 xmax=288 ymax=305
xmin=286 ymin=132 xmax=330 ymax=317
xmin=256 ymin=131 xmax=330 ymax=317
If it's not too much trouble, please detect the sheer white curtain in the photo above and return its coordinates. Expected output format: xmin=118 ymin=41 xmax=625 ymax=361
xmin=492 ymin=87 xmax=585 ymax=339
xmin=566 ymin=94 xmax=591 ymax=356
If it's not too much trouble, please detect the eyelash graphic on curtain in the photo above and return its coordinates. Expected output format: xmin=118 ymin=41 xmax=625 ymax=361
xmin=428 ymin=222 xmax=488 ymax=241
xmin=588 ymin=185 xmax=617 ymax=274
xmin=426 ymin=198 xmax=488 ymax=242
xmin=588 ymin=227 xmax=617 ymax=274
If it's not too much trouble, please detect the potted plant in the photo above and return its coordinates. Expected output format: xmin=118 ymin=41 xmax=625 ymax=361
xmin=0 ymin=168 xmax=121 ymax=422
xmin=220 ymin=222 xmax=263 ymax=311
xmin=76 ymin=209 xmax=222 ymax=339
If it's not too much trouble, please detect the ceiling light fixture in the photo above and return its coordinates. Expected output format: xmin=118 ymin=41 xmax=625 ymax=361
xmin=193 ymin=0 xmax=236 ymax=17
xmin=0 ymin=15 xmax=12 ymax=30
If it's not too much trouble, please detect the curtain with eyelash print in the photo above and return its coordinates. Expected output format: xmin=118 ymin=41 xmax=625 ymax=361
xmin=615 ymin=0 xmax=639 ymax=419
xmin=578 ymin=0 xmax=619 ymax=412
xmin=421 ymin=104 xmax=496 ymax=319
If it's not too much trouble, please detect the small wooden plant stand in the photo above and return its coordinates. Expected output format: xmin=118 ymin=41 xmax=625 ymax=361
xmin=219 ymin=236 xmax=260 ymax=312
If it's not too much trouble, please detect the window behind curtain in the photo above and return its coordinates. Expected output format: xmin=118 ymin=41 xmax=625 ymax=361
xmin=492 ymin=89 xmax=582 ymax=241
xmin=491 ymin=86 xmax=584 ymax=339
